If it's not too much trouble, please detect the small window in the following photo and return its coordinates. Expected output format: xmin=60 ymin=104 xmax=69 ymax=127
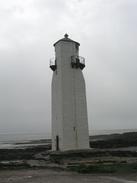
xmin=75 ymin=44 xmax=79 ymax=51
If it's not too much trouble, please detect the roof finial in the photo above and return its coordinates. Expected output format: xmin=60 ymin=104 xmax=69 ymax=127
xmin=64 ymin=33 xmax=69 ymax=39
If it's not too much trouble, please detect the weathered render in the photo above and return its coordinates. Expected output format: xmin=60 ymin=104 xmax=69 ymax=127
xmin=50 ymin=34 xmax=89 ymax=151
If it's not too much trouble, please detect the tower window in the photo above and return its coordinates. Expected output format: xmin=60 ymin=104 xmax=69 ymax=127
xmin=75 ymin=44 xmax=79 ymax=52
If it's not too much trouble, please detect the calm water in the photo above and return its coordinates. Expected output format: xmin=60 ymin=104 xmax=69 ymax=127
xmin=0 ymin=129 xmax=137 ymax=145
xmin=0 ymin=133 xmax=50 ymax=145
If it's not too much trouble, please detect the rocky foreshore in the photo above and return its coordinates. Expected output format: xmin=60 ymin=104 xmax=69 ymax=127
xmin=1 ymin=132 xmax=137 ymax=173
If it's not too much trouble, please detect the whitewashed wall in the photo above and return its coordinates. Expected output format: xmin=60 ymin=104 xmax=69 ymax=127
xmin=52 ymin=40 xmax=89 ymax=151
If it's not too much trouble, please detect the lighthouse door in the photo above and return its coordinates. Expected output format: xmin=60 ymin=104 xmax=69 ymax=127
xmin=56 ymin=135 xmax=59 ymax=151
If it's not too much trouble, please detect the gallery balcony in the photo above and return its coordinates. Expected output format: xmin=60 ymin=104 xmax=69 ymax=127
xmin=50 ymin=58 xmax=57 ymax=71
xmin=71 ymin=56 xmax=85 ymax=70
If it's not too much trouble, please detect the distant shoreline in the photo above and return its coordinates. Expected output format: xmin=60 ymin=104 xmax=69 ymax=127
xmin=1 ymin=130 xmax=137 ymax=149
xmin=1 ymin=128 xmax=137 ymax=146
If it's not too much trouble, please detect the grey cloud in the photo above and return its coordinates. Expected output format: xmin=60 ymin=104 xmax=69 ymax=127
xmin=0 ymin=0 xmax=137 ymax=135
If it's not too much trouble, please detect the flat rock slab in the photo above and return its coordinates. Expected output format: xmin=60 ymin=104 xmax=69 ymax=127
xmin=0 ymin=169 xmax=137 ymax=183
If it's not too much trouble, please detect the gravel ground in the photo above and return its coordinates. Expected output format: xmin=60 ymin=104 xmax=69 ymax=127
xmin=0 ymin=169 xmax=137 ymax=183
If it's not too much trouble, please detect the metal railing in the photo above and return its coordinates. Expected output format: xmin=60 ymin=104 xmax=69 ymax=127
xmin=50 ymin=57 xmax=56 ymax=66
xmin=71 ymin=55 xmax=85 ymax=69
xmin=49 ymin=57 xmax=56 ymax=71
xmin=50 ymin=55 xmax=85 ymax=71
xmin=71 ymin=56 xmax=85 ymax=65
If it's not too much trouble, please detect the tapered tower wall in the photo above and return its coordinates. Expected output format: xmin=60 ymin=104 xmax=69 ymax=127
xmin=51 ymin=36 xmax=89 ymax=151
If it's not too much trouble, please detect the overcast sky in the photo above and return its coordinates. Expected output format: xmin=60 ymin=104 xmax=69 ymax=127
xmin=0 ymin=0 xmax=137 ymax=136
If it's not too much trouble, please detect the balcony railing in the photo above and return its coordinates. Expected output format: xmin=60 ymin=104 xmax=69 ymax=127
xmin=50 ymin=56 xmax=85 ymax=71
xmin=50 ymin=57 xmax=57 ymax=71
xmin=71 ymin=56 xmax=85 ymax=70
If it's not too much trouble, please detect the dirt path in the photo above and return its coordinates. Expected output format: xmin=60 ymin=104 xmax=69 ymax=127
xmin=0 ymin=169 xmax=137 ymax=183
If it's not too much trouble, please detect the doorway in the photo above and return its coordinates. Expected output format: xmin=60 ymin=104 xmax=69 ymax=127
xmin=56 ymin=135 xmax=59 ymax=151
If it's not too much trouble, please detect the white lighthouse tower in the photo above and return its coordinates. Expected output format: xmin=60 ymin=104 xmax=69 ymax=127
xmin=50 ymin=34 xmax=89 ymax=151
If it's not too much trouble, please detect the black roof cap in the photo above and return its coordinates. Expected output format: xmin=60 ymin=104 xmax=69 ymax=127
xmin=53 ymin=34 xmax=80 ymax=46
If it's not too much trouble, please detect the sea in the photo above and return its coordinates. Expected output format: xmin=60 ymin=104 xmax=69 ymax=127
xmin=0 ymin=129 xmax=137 ymax=149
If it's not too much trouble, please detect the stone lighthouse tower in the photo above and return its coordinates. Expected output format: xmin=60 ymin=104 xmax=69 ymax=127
xmin=50 ymin=34 xmax=89 ymax=151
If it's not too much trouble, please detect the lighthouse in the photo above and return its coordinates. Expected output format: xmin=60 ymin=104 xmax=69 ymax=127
xmin=50 ymin=34 xmax=89 ymax=151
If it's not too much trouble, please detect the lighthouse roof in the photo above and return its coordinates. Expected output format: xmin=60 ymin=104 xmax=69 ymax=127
xmin=53 ymin=34 xmax=80 ymax=47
